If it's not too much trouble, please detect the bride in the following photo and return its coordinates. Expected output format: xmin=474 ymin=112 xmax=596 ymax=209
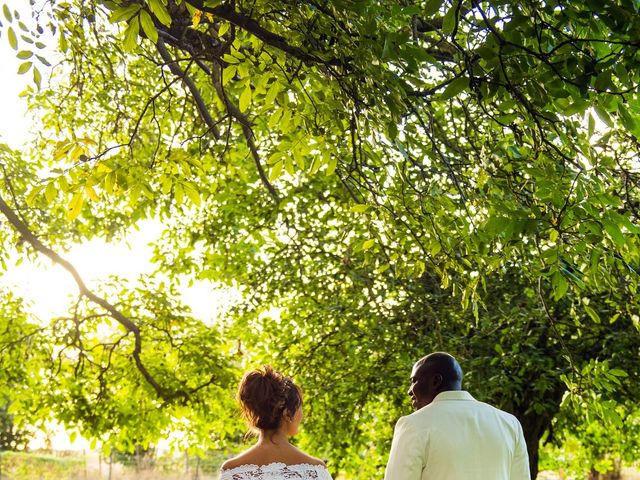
xmin=220 ymin=366 xmax=333 ymax=480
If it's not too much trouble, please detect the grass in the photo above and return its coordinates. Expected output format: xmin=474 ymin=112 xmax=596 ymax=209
xmin=0 ymin=450 xmax=221 ymax=480
xmin=0 ymin=450 xmax=84 ymax=480
xmin=0 ymin=450 xmax=637 ymax=480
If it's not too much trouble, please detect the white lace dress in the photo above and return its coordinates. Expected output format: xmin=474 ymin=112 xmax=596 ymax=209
xmin=219 ymin=462 xmax=333 ymax=480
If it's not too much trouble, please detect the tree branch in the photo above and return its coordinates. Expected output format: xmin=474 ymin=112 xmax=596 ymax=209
xmin=210 ymin=63 xmax=280 ymax=202
xmin=0 ymin=192 xmax=175 ymax=400
xmin=156 ymin=38 xmax=221 ymax=140
xmin=185 ymin=1 xmax=343 ymax=66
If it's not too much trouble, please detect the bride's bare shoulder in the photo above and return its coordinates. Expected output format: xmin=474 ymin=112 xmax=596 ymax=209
xmin=220 ymin=458 xmax=244 ymax=471
xmin=220 ymin=445 xmax=326 ymax=471
xmin=221 ymin=448 xmax=259 ymax=471
xmin=290 ymin=447 xmax=326 ymax=467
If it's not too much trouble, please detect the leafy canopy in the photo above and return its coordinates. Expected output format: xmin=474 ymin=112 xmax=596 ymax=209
xmin=0 ymin=0 xmax=639 ymax=477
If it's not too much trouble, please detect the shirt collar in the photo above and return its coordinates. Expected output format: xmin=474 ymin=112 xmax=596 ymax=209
xmin=432 ymin=390 xmax=475 ymax=402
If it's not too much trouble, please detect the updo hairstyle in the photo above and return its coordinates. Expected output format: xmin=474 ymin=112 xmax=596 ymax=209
xmin=237 ymin=366 xmax=303 ymax=431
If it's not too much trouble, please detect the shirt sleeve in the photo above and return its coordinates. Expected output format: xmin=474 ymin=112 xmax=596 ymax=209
xmin=384 ymin=416 xmax=425 ymax=480
xmin=510 ymin=419 xmax=531 ymax=480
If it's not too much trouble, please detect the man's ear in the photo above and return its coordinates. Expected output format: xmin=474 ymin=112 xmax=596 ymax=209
xmin=433 ymin=373 xmax=443 ymax=388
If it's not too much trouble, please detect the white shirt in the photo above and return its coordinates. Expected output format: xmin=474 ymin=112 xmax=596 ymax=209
xmin=384 ymin=390 xmax=530 ymax=480
xmin=220 ymin=462 xmax=333 ymax=480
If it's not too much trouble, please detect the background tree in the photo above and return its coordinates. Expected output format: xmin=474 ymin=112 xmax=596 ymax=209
xmin=0 ymin=291 xmax=39 ymax=452
xmin=0 ymin=0 xmax=639 ymax=478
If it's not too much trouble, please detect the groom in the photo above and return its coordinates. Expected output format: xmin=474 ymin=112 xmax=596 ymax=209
xmin=384 ymin=352 xmax=531 ymax=480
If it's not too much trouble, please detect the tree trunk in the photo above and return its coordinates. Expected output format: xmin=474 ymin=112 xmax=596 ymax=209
xmin=518 ymin=411 xmax=546 ymax=479
xmin=512 ymin=383 xmax=566 ymax=480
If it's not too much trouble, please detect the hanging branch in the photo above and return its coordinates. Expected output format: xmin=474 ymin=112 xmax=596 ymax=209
xmin=156 ymin=38 xmax=221 ymax=140
xmin=156 ymin=38 xmax=279 ymax=202
xmin=210 ymin=62 xmax=281 ymax=202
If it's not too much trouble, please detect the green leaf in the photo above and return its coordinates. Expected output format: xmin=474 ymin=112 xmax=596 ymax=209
xmin=33 ymin=66 xmax=41 ymax=89
xmin=279 ymin=110 xmax=292 ymax=130
xmin=221 ymin=53 xmax=238 ymax=65
xmin=284 ymin=157 xmax=295 ymax=175
xmin=588 ymin=113 xmax=595 ymax=138
xmin=109 ymin=4 xmax=141 ymax=23
xmin=293 ymin=151 xmax=305 ymax=170
xmin=442 ymin=4 xmax=458 ymax=36
xmin=602 ymin=220 xmax=625 ymax=247
xmin=17 ymin=61 xmax=32 ymax=74
xmin=35 ymin=54 xmax=51 ymax=66
xmin=362 ymin=239 xmax=375 ymax=250
xmin=123 ymin=18 xmax=140 ymax=52
xmin=25 ymin=185 xmax=44 ymax=206
xmin=325 ymin=155 xmax=337 ymax=176
xmin=351 ymin=204 xmax=370 ymax=213
xmin=584 ymin=305 xmax=601 ymax=324
xmin=376 ymin=263 xmax=391 ymax=274
xmin=495 ymin=113 xmax=518 ymax=124
xmin=440 ymin=76 xmax=468 ymax=100
xmin=66 ymin=190 xmax=85 ymax=221
xmin=7 ymin=26 xmax=17 ymax=50
xmin=59 ymin=32 xmax=68 ymax=52
xmin=222 ymin=65 xmax=236 ymax=86
xmin=608 ymin=369 xmax=627 ymax=377
xmin=264 ymin=81 xmax=280 ymax=105
xmin=269 ymin=161 xmax=283 ymax=181
xmin=239 ymin=83 xmax=252 ymax=112
xmin=183 ymin=182 xmax=201 ymax=206
xmin=2 ymin=3 xmax=11 ymax=22
xmin=174 ymin=182 xmax=184 ymax=204
xmin=617 ymin=103 xmax=637 ymax=134
xmin=594 ymin=70 xmax=612 ymax=91
xmin=85 ymin=185 xmax=99 ymax=202
xmin=424 ymin=0 xmax=443 ymax=16
xmin=387 ymin=120 xmax=398 ymax=140
xmin=552 ymin=271 xmax=568 ymax=300
xmin=219 ymin=22 xmax=230 ymax=36
xmin=16 ymin=50 xmax=32 ymax=59
xmin=563 ymin=99 xmax=589 ymax=116
xmin=139 ymin=10 xmax=158 ymax=43
xmin=381 ymin=34 xmax=395 ymax=60
xmin=148 ymin=0 xmax=172 ymax=27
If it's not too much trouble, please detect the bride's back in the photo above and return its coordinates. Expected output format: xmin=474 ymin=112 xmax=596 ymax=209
xmin=220 ymin=462 xmax=331 ymax=480
xmin=219 ymin=366 xmax=332 ymax=480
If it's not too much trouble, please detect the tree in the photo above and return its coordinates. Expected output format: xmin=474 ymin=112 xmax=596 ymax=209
xmin=0 ymin=0 xmax=639 ymax=477
xmin=0 ymin=291 xmax=38 ymax=452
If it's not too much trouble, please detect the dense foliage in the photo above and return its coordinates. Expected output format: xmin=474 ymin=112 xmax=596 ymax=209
xmin=0 ymin=0 xmax=639 ymax=478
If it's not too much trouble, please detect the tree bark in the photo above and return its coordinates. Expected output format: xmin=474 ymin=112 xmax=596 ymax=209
xmin=512 ymin=382 xmax=566 ymax=480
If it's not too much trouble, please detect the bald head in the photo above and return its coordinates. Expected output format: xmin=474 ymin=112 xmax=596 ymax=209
xmin=408 ymin=352 xmax=463 ymax=410
xmin=415 ymin=352 xmax=463 ymax=387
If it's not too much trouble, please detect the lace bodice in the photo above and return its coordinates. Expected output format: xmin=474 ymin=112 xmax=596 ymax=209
xmin=219 ymin=462 xmax=333 ymax=480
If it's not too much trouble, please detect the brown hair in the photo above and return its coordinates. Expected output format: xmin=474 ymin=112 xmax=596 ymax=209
xmin=237 ymin=366 xmax=303 ymax=431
